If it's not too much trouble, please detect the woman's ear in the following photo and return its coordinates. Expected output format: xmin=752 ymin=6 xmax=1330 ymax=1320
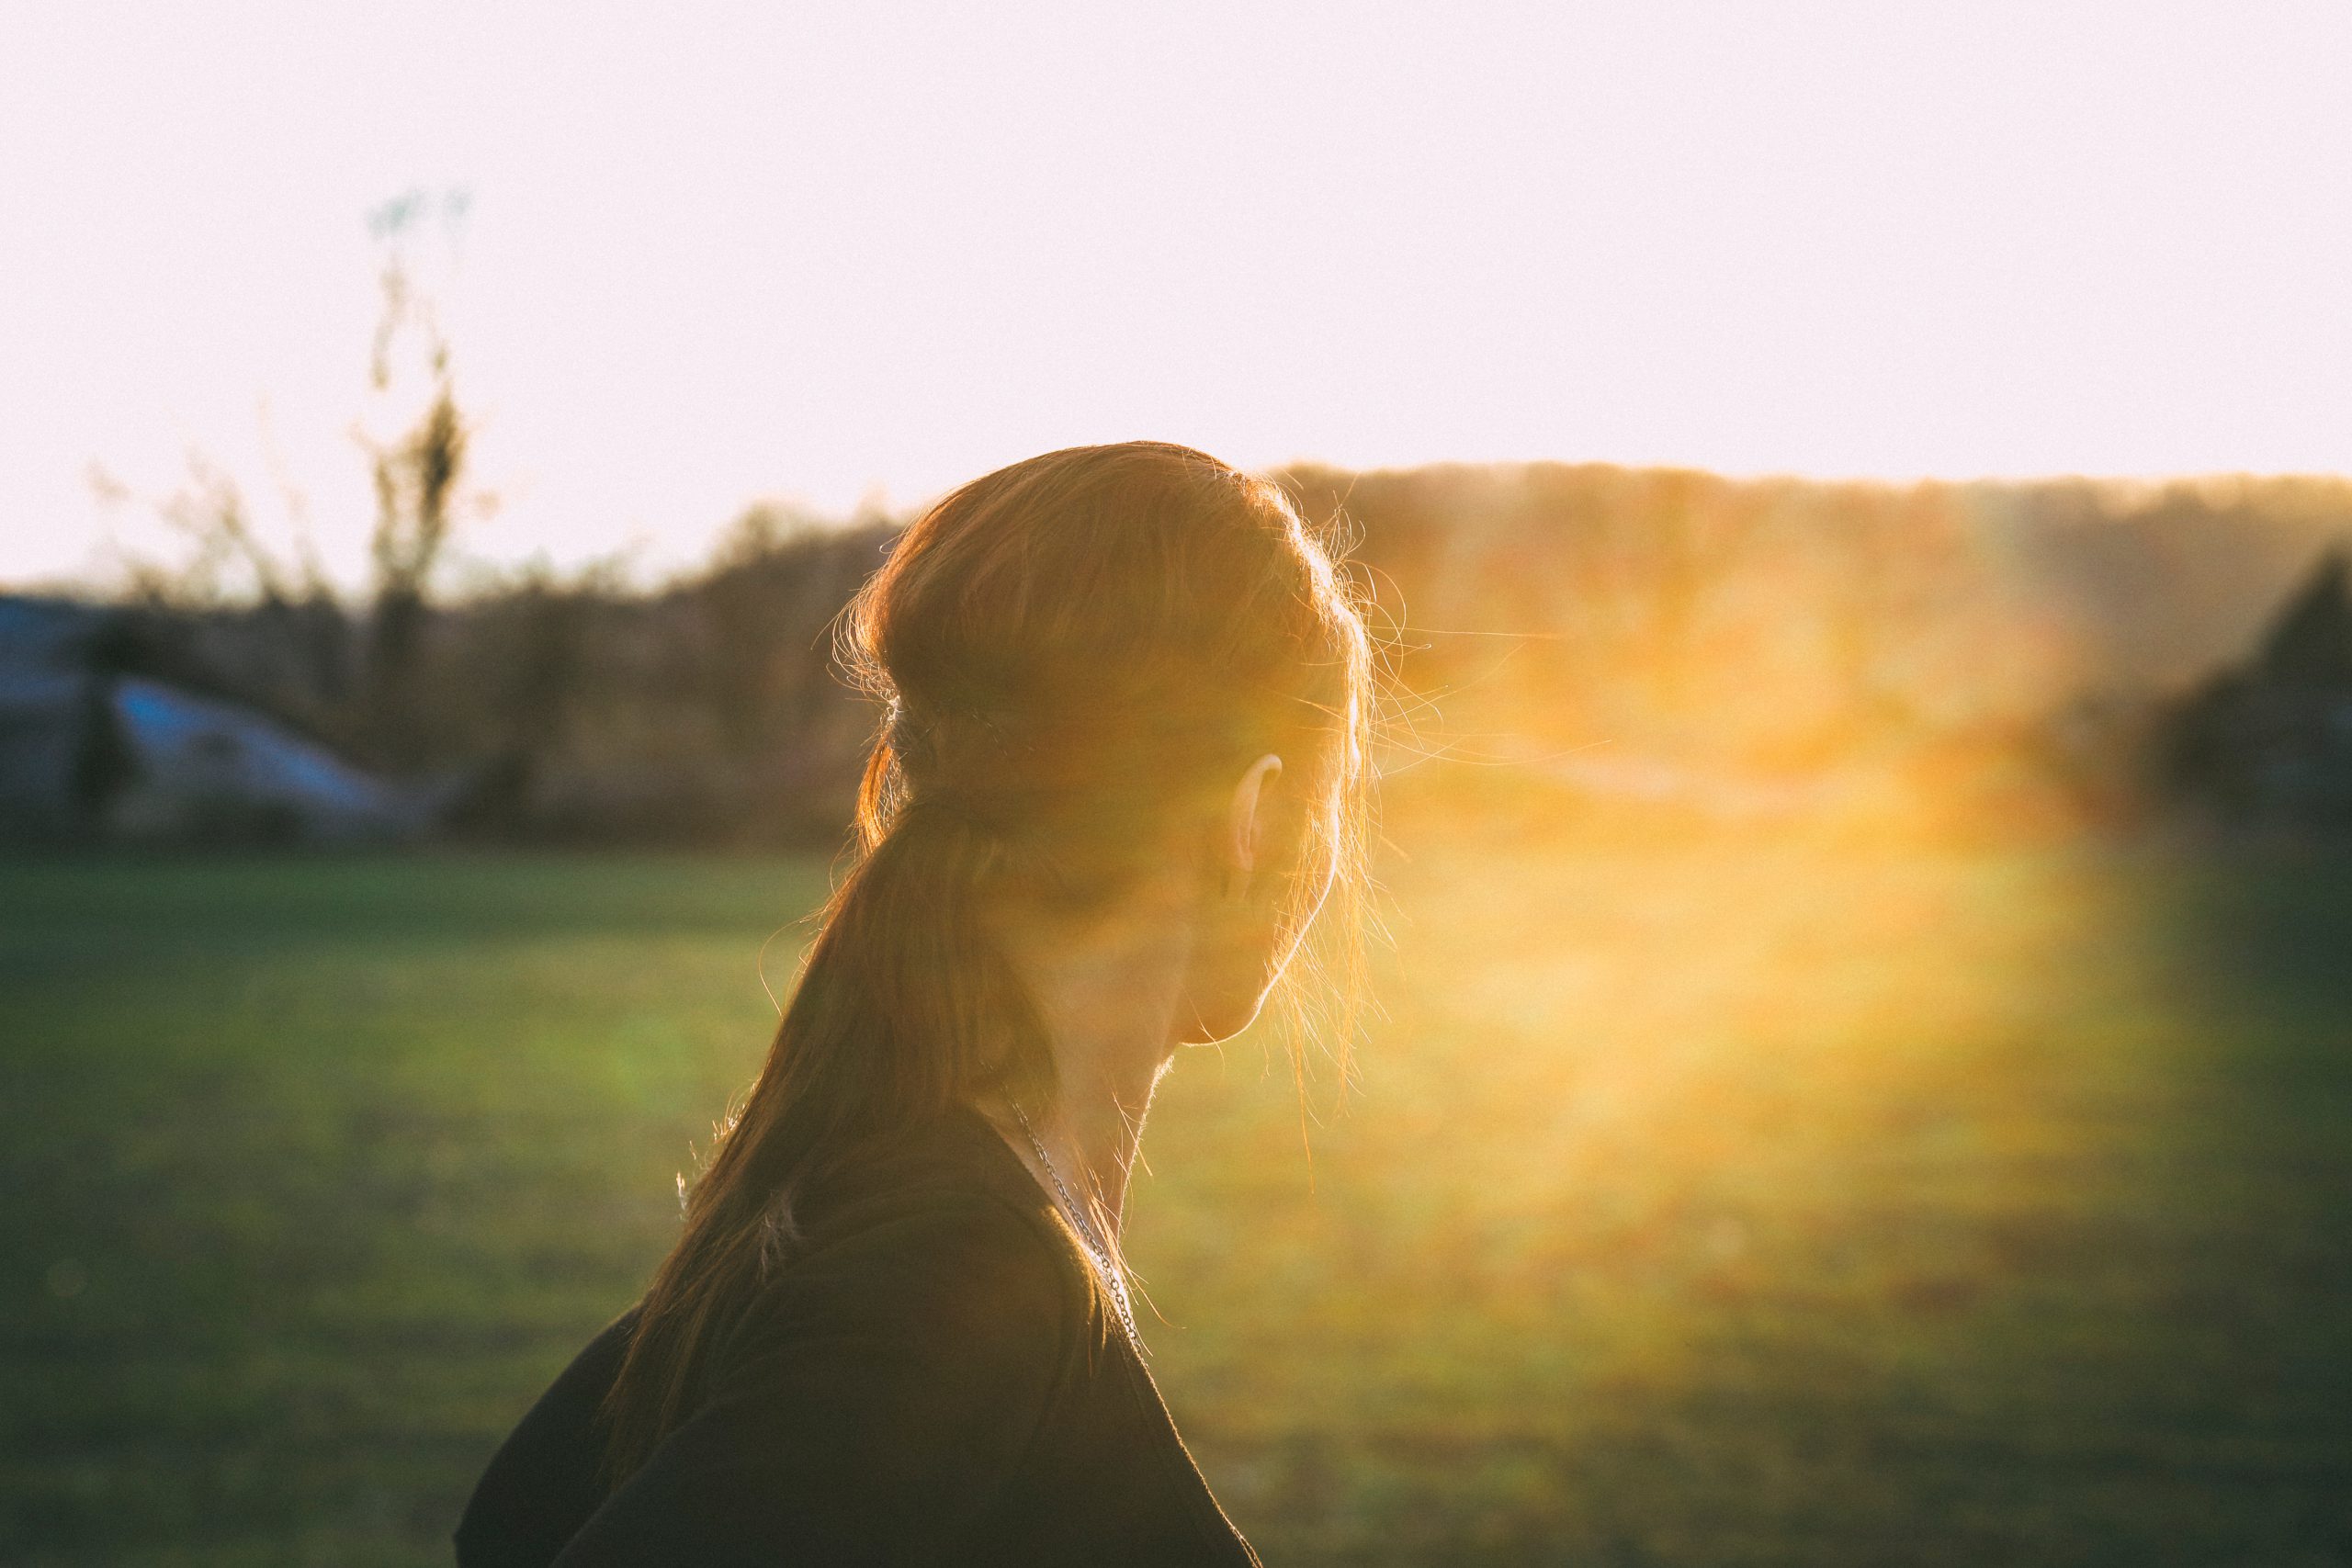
xmin=1223 ymin=753 xmax=1284 ymax=897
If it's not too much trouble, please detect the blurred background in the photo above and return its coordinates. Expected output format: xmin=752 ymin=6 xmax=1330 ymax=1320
xmin=6 ymin=4 xmax=2350 ymax=1563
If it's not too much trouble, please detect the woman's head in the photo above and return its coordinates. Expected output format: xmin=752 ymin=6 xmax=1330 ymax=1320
xmin=847 ymin=441 xmax=1371 ymax=1071
xmin=603 ymin=441 xmax=1373 ymax=1477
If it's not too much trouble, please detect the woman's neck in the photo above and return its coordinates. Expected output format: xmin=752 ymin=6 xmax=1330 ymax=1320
xmin=991 ymin=874 xmax=1200 ymax=1236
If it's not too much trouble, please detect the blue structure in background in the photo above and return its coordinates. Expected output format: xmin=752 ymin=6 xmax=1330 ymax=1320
xmin=0 ymin=594 xmax=431 ymax=844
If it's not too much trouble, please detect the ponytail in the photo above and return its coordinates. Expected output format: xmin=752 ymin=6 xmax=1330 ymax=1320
xmin=599 ymin=740 xmax=1057 ymax=1480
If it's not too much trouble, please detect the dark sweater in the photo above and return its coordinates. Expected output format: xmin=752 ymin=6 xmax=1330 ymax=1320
xmin=454 ymin=1109 xmax=1260 ymax=1567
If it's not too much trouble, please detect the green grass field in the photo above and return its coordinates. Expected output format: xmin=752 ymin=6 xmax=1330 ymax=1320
xmin=4 ymin=834 xmax=2348 ymax=1565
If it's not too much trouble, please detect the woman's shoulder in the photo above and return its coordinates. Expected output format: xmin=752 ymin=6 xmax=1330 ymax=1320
xmin=721 ymin=1111 xmax=1096 ymax=1370
xmin=797 ymin=1108 xmax=1069 ymax=1263
xmin=812 ymin=1108 xmax=1050 ymax=1213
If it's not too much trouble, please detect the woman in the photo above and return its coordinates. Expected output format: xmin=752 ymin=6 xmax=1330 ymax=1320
xmin=455 ymin=443 xmax=1374 ymax=1566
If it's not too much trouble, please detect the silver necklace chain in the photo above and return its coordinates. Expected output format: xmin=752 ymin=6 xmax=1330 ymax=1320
xmin=1008 ymin=1105 xmax=1140 ymax=1346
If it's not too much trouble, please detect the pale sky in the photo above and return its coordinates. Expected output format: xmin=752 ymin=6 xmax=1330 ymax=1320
xmin=5 ymin=2 xmax=2349 ymax=591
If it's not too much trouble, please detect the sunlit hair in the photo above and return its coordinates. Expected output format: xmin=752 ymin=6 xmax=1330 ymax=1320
xmin=601 ymin=441 xmax=1375 ymax=1479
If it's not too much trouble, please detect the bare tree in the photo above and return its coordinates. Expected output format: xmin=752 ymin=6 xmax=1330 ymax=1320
xmin=358 ymin=188 xmax=480 ymax=765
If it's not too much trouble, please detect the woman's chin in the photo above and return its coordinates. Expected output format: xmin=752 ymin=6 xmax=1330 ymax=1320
xmin=1182 ymin=993 xmax=1271 ymax=1048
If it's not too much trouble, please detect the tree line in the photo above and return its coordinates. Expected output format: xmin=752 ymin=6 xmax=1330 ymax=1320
xmin=84 ymin=457 xmax=2352 ymax=844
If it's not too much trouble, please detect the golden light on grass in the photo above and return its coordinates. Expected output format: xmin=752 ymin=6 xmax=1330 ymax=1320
xmin=1128 ymin=797 xmax=2219 ymax=1554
